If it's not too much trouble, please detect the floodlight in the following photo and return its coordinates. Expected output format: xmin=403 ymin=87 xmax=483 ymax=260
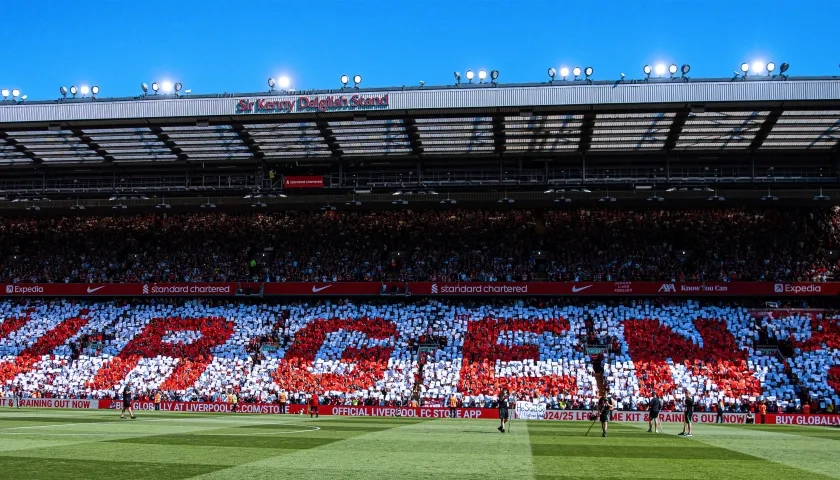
xmin=341 ymin=75 xmax=349 ymax=86
xmin=161 ymin=81 xmax=174 ymax=93
xmin=151 ymin=82 xmax=160 ymax=93
xmin=752 ymin=61 xmax=765 ymax=75
xmin=466 ymin=70 xmax=474 ymax=82
xmin=548 ymin=67 xmax=556 ymax=80
xmin=655 ymin=64 xmax=666 ymax=77
xmin=277 ymin=76 xmax=290 ymax=89
xmin=91 ymin=86 xmax=100 ymax=95
xmin=174 ymin=82 xmax=183 ymax=92
xmin=780 ymin=63 xmax=789 ymax=74
xmin=453 ymin=71 xmax=461 ymax=84
xmin=69 ymin=86 xmax=78 ymax=97
xmin=60 ymin=86 xmax=68 ymax=98
xmin=20 ymin=95 xmax=26 ymax=101
xmin=141 ymin=83 xmax=148 ymax=94
xmin=353 ymin=75 xmax=362 ymax=86
xmin=80 ymin=85 xmax=90 ymax=95
xmin=643 ymin=65 xmax=652 ymax=76
xmin=490 ymin=69 xmax=499 ymax=80
xmin=12 ymin=89 xmax=20 ymax=98
xmin=766 ymin=62 xmax=776 ymax=73
xmin=478 ymin=70 xmax=487 ymax=82
xmin=740 ymin=63 xmax=749 ymax=73
xmin=584 ymin=67 xmax=593 ymax=78
xmin=268 ymin=77 xmax=276 ymax=88
xmin=572 ymin=67 xmax=581 ymax=78
xmin=0 ymin=89 xmax=8 ymax=99
xmin=669 ymin=64 xmax=677 ymax=75
xmin=559 ymin=67 xmax=570 ymax=79
xmin=681 ymin=64 xmax=691 ymax=76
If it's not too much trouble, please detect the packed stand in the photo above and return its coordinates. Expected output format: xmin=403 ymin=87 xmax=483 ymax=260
xmin=757 ymin=310 xmax=840 ymax=411
xmin=1 ymin=208 xmax=839 ymax=284
xmin=2 ymin=299 xmax=837 ymax=412
xmin=543 ymin=208 xmax=832 ymax=282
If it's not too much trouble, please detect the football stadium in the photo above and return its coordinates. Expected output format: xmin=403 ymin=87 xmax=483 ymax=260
xmin=2 ymin=60 xmax=840 ymax=479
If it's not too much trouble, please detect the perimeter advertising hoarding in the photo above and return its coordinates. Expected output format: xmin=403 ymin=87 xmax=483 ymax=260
xmin=1 ymin=282 xmax=836 ymax=297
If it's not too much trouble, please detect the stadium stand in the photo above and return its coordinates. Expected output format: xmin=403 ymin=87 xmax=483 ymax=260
xmin=1 ymin=299 xmax=837 ymax=413
xmin=2 ymin=208 xmax=839 ymax=284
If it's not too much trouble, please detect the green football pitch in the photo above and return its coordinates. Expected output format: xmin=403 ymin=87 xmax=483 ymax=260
xmin=0 ymin=410 xmax=838 ymax=479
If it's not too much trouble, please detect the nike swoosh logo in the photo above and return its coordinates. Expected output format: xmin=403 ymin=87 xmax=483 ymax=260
xmin=571 ymin=285 xmax=593 ymax=293
xmin=311 ymin=285 xmax=332 ymax=293
xmin=86 ymin=286 xmax=105 ymax=293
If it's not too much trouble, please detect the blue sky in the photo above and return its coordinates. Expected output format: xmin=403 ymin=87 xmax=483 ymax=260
xmin=3 ymin=0 xmax=839 ymax=101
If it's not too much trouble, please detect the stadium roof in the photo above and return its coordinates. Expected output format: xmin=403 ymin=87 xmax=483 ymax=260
xmin=2 ymin=78 xmax=840 ymax=162
xmin=0 ymin=78 xmax=839 ymax=208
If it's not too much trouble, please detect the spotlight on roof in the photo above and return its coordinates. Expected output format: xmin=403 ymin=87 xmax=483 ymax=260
xmin=584 ymin=67 xmax=593 ymax=78
xmin=174 ymin=82 xmax=183 ymax=92
xmin=478 ymin=69 xmax=487 ymax=83
xmin=681 ymin=64 xmax=691 ymax=77
xmin=69 ymin=86 xmax=78 ymax=98
xmin=572 ymin=67 xmax=581 ymax=79
xmin=547 ymin=67 xmax=556 ymax=81
xmin=141 ymin=83 xmax=148 ymax=94
xmin=340 ymin=75 xmax=349 ymax=87
xmin=643 ymin=65 xmax=652 ymax=78
xmin=453 ymin=71 xmax=461 ymax=85
xmin=654 ymin=64 xmax=666 ymax=77
xmin=80 ymin=85 xmax=90 ymax=96
xmin=669 ymin=64 xmax=678 ymax=76
xmin=161 ymin=81 xmax=174 ymax=93
xmin=277 ymin=76 xmax=291 ymax=89
xmin=353 ymin=75 xmax=362 ymax=87
xmin=60 ymin=86 xmax=68 ymax=98
xmin=559 ymin=67 xmax=570 ymax=80
xmin=779 ymin=62 xmax=790 ymax=78
xmin=91 ymin=86 xmax=100 ymax=96
xmin=766 ymin=62 xmax=776 ymax=75
xmin=151 ymin=82 xmax=160 ymax=93
xmin=751 ymin=61 xmax=765 ymax=75
xmin=0 ymin=89 xmax=8 ymax=100
xmin=465 ymin=70 xmax=474 ymax=83
xmin=490 ymin=69 xmax=499 ymax=81
xmin=12 ymin=89 xmax=20 ymax=98
xmin=268 ymin=77 xmax=276 ymax=90
xmin=740 ymin=62 xmax=749 ymax=73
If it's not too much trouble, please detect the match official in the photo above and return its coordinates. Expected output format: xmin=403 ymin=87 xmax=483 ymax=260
xmin=648 ymin=394 xmax=662 ymax=433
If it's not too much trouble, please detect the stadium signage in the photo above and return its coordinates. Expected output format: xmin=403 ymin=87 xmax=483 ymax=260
xmin=235 ymin=94 xmax=390 ymax=114
xmin=2 ymin=282 xmax=839 ymax=297
xmin=0 ymin=398 xmax=99 ymax=409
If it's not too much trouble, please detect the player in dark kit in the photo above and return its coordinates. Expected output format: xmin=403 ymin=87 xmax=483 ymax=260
xmin=598 ymin=395 xmax=614 ymax=437
xmin=120 ymin=385 xmax=136 ymax=419
xmin=309 ymin=391 xmax=319 ymax=418
xmin=648 ymin=394 xmax=663 ymax=433
xmin=497 ymin=389 xmax=510 ymax=433
xmin=679 ymin=390 xmax=694 ymax=437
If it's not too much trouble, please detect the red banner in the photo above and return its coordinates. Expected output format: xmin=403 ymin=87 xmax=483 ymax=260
xmin=0 ymin=398 xmax=100 ymax=409
xmin=1 ymin=282 xmax=838 ymax=297
xmin=410 ymin=282 xmax=840 ymax=297
xmin=283 ymin=176 xmax=324 ymax=189
xmin=262 ymin=282 xmax=384 ymax=296
xmin=0 ymin=283 xmax=255 ymax=297
xmin=765 ymin=414 xmax=840 ymax=426
xmin=110 ymin=401 xmax=496 ymax=418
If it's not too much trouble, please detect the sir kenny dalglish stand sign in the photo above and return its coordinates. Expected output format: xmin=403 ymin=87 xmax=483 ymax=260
xmin=515 ymin=401 xmax=547 ymax=420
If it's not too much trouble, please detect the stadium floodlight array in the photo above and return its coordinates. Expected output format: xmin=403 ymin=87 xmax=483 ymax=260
xmin=0 ymin=88 xmax=22 ymax=101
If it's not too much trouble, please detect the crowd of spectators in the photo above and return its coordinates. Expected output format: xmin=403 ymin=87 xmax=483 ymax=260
xmin=2 ymin=208 xmax=840 ymax=284
xmin=0 ymin=298 xmax=838 ymax=413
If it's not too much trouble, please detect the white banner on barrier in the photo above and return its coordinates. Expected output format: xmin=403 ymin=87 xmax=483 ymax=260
xmin=515 ymin=401 xmax=547 ymax=420
xmin=1 ymin=398 xmax=99 ymax=409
